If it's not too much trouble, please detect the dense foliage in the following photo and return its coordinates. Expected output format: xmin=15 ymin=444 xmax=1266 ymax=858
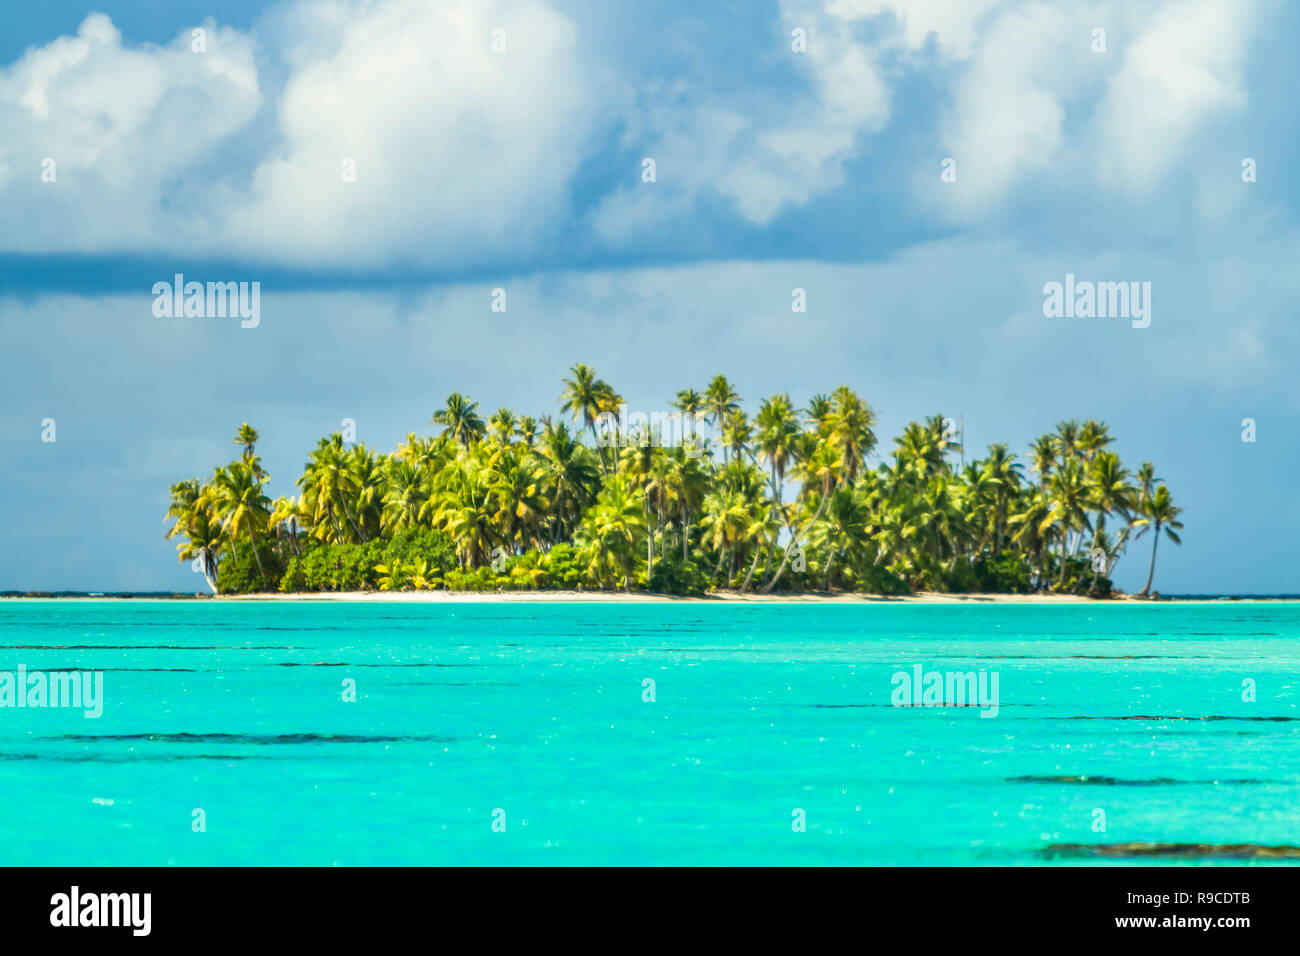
xmin=165 ymin=366 xmax=1184 ymax=597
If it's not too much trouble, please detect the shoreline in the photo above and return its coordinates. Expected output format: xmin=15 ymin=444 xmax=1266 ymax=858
xmin=1 ymin=591 xmax=1293 ymax=605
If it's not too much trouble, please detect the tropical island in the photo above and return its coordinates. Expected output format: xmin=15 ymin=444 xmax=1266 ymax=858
xmin=163 ymin=365 xmax=1184 ymax=599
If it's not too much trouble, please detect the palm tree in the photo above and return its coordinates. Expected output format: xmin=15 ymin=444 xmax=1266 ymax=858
xmin=1135 ymin=461 xmax=1159 ymax=503
xmin=721 ymin=410 xmax=753 ymax=465
xmin=664 ymin=448 xmax=708 ymax=561
xmin=560 ymin=364 xmax=611 ymax=441
xmin=539 ymin=421 xmax=601 ymax=543
xmin=805 ymin=394 xmax=833 ymax=436
xmin=1078 ymin=419 xmax=1113 ymax=462
xmin=1082 ymin=451 xmax=1135 ymax=594
xmin=673 ymin=388 xmax=705 ymax=419
xmin=700 ymin=484 xmax=753 ymax=585
xmin=298 ymin=434 xmax=363 ymax=543
xmin=205 ymin=460 xmax=272 ymax=582
xmin=431 ymin=392 xmax=485 ymax=447
xmin=1043 ymin=460 xmax=1089 ymax=590
xmin=381 ymin=459 xmax=428 ymax=535
xmin=576 ymin=477 xmax=646 ymax=589
xmin=827 ymin=386 xmax=876 ymax=482
xmin=233 ymin=424 xmax=260 ymax=464
xmin=166 ymin=480 xmax=222 ymax=592
xmin=1028 ymin=434 xmax=1058 ymax=490
xmin=1135 ymin=485 xmax=1183 ymax=597
xmin=760 ymin=439 xmax=841 ymax=593
xmin=982 ymin=443 xmax=1022 ymax=556
xmin=268 ymin=495 xmax=308 ymax=556
xmin=809 ymin=487 xmax=869 ymax=590
xmin=704 ymin=374 xmax=741 ymax=427
xmin=490 ymin=449 xmax=550 ymax=552
xmin=488 ymin=407 xmax=517 ymax=446
xmin=517 ymin=416 xmax=539 ymax=448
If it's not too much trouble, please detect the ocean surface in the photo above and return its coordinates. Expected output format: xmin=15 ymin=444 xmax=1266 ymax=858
xmin=1 ymin=599 xmax=1297 ymax=866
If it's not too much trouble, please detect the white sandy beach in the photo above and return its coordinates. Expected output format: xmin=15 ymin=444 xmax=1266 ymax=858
xmin=4 ymin=591 xmax=1279 ymax=604
xmin=211 ymin=590 xmax=1150 ymax=604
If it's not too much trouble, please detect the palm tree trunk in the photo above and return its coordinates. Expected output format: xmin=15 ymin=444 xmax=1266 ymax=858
xmin=1055 ymin=527 xmax=1070 ymax=589
xmin=201 ymin=551 xmax=219 ymax=593
xmin=1139 ymin=522 xmax=1161 ymax=596
xmin=760 ymin=491 xmax=831 ymax=594
xmin=1080 ymin=517 xmax=1107 ymax=595
xmin=248 ymin=528 xmax=267 ymax=582
xmin=740 ymin=543 xmax=764 ymax=593
xmin=646 ymin=517 xmax=654 ymax=580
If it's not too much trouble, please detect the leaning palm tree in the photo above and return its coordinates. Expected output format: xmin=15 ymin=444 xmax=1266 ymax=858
xmin=166 ymin=480 xmax=222 ymax=592
xmin=1135 ymin=485 xmax=1184 ymax=597
xmin=760 ymin=439 xmax=841 ymax=593
xmin=431 ymin=393 xmax=485 ymax=447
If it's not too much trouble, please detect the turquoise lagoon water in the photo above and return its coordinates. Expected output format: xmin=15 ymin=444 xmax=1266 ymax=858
xmin=1 ymin=599 xmax=1297 ymax=866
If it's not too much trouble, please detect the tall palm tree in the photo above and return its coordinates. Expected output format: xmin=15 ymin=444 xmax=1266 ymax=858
xmin=561 ymin=364 xmax=611 ymax=441
xmin=1135 ymin=485 xmax=1184 ymax=597
xmin=205 ymin=460 xmax=272 ymax=582
xmin=983 ymin=443 xmax=1023 ymax=556
xmin=673 ymin=388 xmax=705 ymax=420
xmin=1043 ymin=460 xmax=1089 ymax=590
xmin=704 ymin=374 xmax=741 ymax=428
xmin=431 ymin=392 xmax=485 ymax=447
xmin=517 ymin=416 xmax=539 ymax=448
xmin=1082 ymin=451 xmax=1135 ymax=594
xmin=1027 ymin=433 xmax=1055 ymax=484
xmin=539 ymin=421 xmax=601 ymax=543
xmin=1078 ymin=419 xmax=1113 ymax=462
xmin=828 ymin=386 xmax=876 ymax=482
xmin=233 ymin=423 xmax=260 ymax=465
xmin=488 ymin=407 xmax=517 ymax=446
xmin=664 ymin=448 xmax=708 ymax=561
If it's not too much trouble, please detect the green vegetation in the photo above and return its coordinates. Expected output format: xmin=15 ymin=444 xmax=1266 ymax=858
xmin=164 ymin=365 xmax=1183 ymax=597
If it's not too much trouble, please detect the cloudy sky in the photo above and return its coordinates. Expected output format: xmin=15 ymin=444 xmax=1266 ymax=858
xmin=1 ymin=0 xmax=1295 ymax=594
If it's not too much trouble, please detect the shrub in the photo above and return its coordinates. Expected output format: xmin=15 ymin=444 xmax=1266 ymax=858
xmin=647 ymin=551 xmax=709 ymax=596
xmin=217 ymin=541 xmax=286 ymax=594
xmin=852 ymin=563 xmax=911 ymax=595
xmin=540 ymin=544 xmax=585 ymax=589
